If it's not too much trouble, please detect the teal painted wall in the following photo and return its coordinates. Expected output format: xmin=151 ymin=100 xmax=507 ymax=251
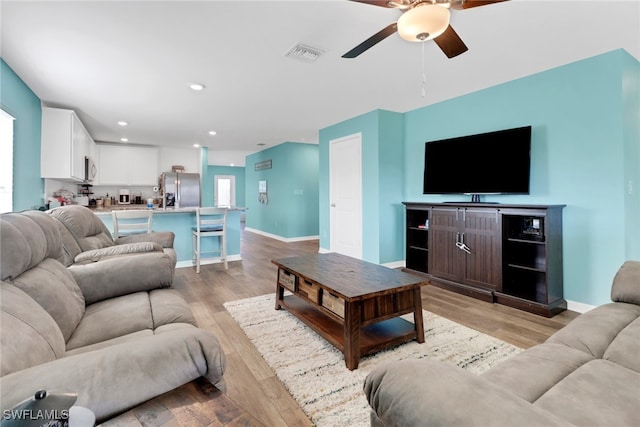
xmin=0 ymin=59 xmax=43 ymax=211
xmin=622 ymin=53 xmax=640 ymax=259
xmin=318 ymin=110 xmax=404 ymax=264
xmin=245 ymin=142 xmax=319 ymax=239
xmin=205 ymin=165 xmax=246 ymax=208
xmin=319 ymin=50 xmax=639 ymax=307
xmin=404 ymin=50 xmax=634 ymax=306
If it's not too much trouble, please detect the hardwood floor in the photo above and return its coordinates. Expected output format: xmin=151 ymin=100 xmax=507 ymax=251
xmin=100 ymin=228 xmax=579 ymax=426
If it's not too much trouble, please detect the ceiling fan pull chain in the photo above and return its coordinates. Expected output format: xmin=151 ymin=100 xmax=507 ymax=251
xmin=421 ymin=40 xmax=427 ymax=97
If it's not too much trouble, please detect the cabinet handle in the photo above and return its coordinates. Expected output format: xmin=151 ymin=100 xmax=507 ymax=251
xmin=456 ymin=233 xmax=472 ymax=254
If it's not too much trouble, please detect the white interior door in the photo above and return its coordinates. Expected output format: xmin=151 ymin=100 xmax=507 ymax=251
xmin=214 ymin=175 xmax=235 ymax=207
xmin=329 ymin=133 xmax=362 ymax=259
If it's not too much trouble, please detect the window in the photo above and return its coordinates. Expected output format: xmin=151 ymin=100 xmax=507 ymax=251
xmin=214 ymin=175 xmax=235 ymax=208
xmin=0 ymin=109 xmax=15 ymax=213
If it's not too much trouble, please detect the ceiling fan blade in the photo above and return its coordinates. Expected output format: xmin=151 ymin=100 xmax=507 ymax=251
xmin=342 ymin=23 xmax=398 ymax=58
xmin=451 ymin=0 xmax=509 ymax=10
xmin=348 ymin=0 xmax=397 ymax=8
xmin=433 ymin=25 xmax=468 ymax=58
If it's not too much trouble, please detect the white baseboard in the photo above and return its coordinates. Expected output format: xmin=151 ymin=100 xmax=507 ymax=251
xmin=382 ymin=260 xmax=406 ymax=269
xmin=244 ymin=227 xmax=319 ymax=243
xmin=566 ymin=300 xmax=596 ymax=314
xmin=176 ymin=254 xmax=242 ymax=269
xmin=318 ymin=247 xmax=332 ymax=254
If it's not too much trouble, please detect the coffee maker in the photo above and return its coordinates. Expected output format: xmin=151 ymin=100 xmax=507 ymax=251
xmin=119 ymin=189 xmax=130 ymax=204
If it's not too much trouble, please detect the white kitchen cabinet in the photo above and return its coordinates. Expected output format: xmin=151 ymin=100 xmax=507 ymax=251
xmin=97 ymin=144 xmax=159 ymax=186
xmin=41 ymin=107 xmax=96 ymax=181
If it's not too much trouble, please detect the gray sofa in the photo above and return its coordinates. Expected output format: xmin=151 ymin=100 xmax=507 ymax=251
xmin=0 ymin=210 xmax=225 ymax=422
xmin=364 ymin=260 xmax=640 ymax=426
xmin=48 ymin=205 xmax=177 ymax=268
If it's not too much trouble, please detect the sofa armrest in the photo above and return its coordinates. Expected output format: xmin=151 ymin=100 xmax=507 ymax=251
xmin=116 ymin=231 xmax=175 ymax=249
xmin=73 ymin=242 xmax=163 ymax=264
xmin=0 ymin=327 xmax=225 ymax=423
xmin=69 ymin=252 xmax=175 ymax=305
xmin=364 ymin=359 xmax=572 ymax=427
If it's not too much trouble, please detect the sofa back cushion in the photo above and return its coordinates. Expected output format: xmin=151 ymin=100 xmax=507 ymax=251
xmin=52 ymin=215 xmax=84 ymax=266
xmin=611 ymin=260 xmax=640 ymax=305
xmin=10 ymin=258 xmax=86 ymax=342
xmin=49 ymin=205 xmax=115 ymax=252
xmin=603 ymin=314 xmax=640 ymax=373
xmin=0 ymin=211 xmax=65 ymax=281
xmin=1 ymin=282 xmax=65 ymax=376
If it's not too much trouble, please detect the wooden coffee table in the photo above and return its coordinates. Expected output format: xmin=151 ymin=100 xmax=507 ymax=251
xmin=272 ymin=253 xmax=427 ymax=370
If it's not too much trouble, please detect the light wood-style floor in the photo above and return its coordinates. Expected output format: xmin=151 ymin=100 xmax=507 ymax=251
xmin=101 ymin=228 xmax=580 ymax=426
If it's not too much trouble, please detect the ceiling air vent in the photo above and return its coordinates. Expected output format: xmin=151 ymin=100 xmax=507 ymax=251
xmin=284 ymin=43 xmax=325 ymax=63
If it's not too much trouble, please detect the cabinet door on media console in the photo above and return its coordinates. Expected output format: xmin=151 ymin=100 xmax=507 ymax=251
xmin=429 ymin=207 xmax=464 ymax=282
xmin=461 ymin=208 xmax=501 ymax=290
xmin=429 ymin=207 xmax=501 ymax=292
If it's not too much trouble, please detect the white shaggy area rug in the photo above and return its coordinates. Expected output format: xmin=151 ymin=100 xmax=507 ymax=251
xmin=224 ymin=294 xmax=522 ymax=427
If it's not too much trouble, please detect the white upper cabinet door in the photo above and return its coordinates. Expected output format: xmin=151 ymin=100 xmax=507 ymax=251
xmin=97 ymin=144 xmax=159 ymax=186
xmin=41 ymin=107 xmax=92 ymax=182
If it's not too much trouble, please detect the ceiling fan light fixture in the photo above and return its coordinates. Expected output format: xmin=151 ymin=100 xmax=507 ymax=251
xmin=397 ymin=4 xmax=451 ymax=42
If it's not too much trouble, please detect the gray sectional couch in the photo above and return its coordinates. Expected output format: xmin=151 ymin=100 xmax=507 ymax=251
xmin=0 ymin=209 xmax=226 ymax=422
xmin=364 ymin=260 xmax=640 ymax=427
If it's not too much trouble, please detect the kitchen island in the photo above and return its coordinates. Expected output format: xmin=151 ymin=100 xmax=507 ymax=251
xmin=93 ymin=206 xmax=245 ymax=268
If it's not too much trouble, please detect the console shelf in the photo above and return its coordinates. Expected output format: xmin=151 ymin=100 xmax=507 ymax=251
xmin=403 ymin=202 xmax=566 ymax=317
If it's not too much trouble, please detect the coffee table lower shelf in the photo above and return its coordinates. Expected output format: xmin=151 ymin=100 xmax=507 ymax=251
xmin=278 ymin=295 xmax=418 ymax=360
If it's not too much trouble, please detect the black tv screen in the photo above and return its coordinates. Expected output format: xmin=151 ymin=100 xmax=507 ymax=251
xmin=423 ymin=126 xmax=532 ymax=195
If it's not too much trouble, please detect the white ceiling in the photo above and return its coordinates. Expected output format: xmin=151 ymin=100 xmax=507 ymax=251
xmin=2 ymin=0 xmax=639 ymax=157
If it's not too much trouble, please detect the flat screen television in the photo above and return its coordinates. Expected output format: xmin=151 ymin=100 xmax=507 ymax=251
xmin=423 ymin=126 xmax=532 ymax=199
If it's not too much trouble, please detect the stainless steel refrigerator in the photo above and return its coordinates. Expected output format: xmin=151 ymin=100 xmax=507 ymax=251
xmin=161 ymin=172 xmax=201 ymax=209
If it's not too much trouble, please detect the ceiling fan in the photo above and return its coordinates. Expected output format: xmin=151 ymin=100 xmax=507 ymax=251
xmin=343 ymin=0 xmax=509 ymax=59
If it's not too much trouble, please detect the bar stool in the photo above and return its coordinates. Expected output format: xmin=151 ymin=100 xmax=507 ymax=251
xmin=192 ymin=207 xmax=228 ymax=273
xmin=112 ymin=209 xmax=153 ymax=239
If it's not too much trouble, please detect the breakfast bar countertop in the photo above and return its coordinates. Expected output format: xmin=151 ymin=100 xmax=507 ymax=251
xmin=91 ymin=206 xmax=246 ymax=216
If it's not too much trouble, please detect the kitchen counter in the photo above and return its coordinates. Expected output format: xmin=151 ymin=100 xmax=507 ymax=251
xmin=93 ymin=206 xmax=246 ymax=268
xmin=91 ymin=205 xmax=246 ymax=215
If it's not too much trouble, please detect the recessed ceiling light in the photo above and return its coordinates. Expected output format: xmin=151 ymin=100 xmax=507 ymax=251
xmin=120 ymin=138 xmax=128 ymax=142
xmin=189 ymin=83 xmax=205 ymax=91
xmin=193 ymin=144 xmax=200 ymax=148
xmin=208 ymin=131 xmax=217 ymax=136
xmin=117 ymin=121 xmax=128 ymax=126
xmin=230 ymin=163 xmax=235 ymax=167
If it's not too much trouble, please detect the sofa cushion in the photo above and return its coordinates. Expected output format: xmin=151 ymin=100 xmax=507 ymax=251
xmin=0 ymin=211 xmax=65 ymax=281
xmin=10 ymin=258 xmax=85 ymax=342
xmin=602 ymin=314 xmax=640 ymax=372
xmin=49 ymin=205 xmax=114 ymax=252
xmin=481 ymin=342 xmax=594 ymax=402
xmin=150 ymin=289 xmax=197 ymax=327
xmin=0 ymin=282 xmax=65 ymax=375
xmin=535 ymin=359 xmax=640 ymax=426
xmin=66 ymin=292 xmax=153 ymax=350
xmin=52 ymin=215 xmax=84 ymax=266
xmin=546 ymin=302 xmax=640 ymax=358
xmin=64 ymin=330 xmax=154 ymax=357
xmin=611 ymin=260 xmax=640 ymax=305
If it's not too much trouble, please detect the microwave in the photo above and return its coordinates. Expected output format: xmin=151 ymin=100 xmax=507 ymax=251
xmin=85 ymin=156 xmax=97 ymax=182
